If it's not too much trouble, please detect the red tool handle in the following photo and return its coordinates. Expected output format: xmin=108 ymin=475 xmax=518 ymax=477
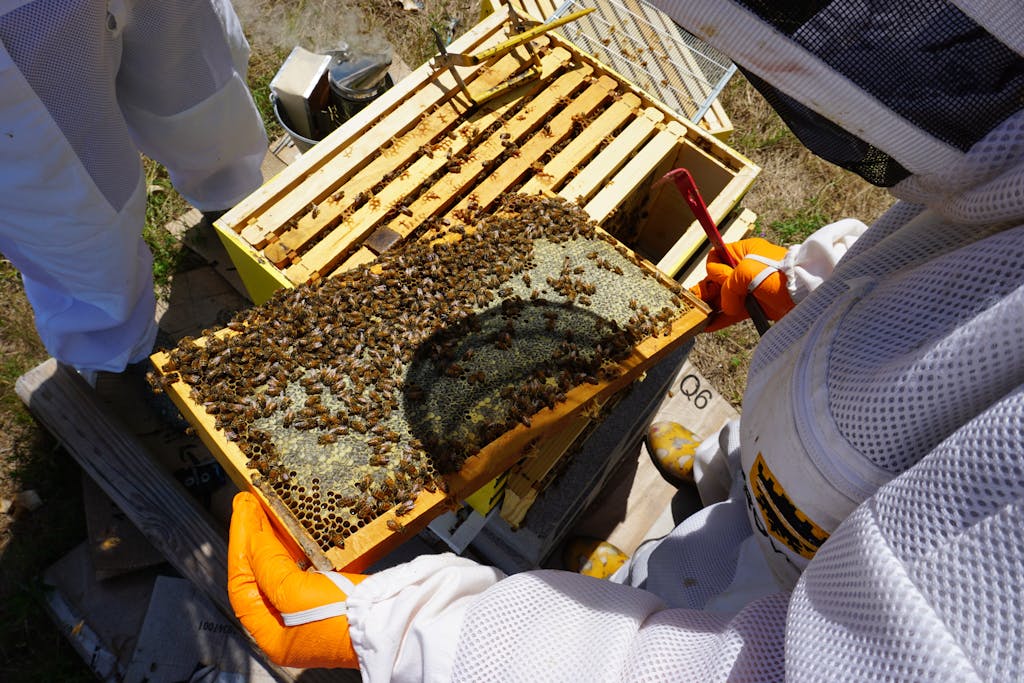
xmin=663 ymin=168 xmax=771 ymax=335
xmin=664 ymin=168 xmax=737 ymax=267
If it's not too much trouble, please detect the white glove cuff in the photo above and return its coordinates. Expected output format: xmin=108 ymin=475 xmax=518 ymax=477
xmin=347 ymin=554 xmax=505 ymax=683
xmin=781 ymin=218 xmax=869 ymax=302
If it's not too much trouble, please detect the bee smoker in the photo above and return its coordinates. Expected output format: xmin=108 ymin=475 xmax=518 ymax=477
xmin=327 ymin=51 xmax=394 ymax=122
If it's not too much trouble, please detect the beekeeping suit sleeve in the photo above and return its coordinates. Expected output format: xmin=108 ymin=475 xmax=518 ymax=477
xmin=338 ymin=385 xmax=1023 ymax=682
xmin=0 ymin=0 xmax=265 ymax=373
xmin=780 ymin=218 xmax=867 ymax=302
xmin=441 ymin=386 xmax=1024 ymax=682
xmin=115 ymin=0 xmax=266 ymax=211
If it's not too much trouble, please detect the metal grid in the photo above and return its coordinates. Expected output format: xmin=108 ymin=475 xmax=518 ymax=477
xmin=550 ymin=0 xmax=735 ymax=122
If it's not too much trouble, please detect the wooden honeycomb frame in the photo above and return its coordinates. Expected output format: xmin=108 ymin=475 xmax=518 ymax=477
xmin=153 ymin=200 xmax=709 ymax=572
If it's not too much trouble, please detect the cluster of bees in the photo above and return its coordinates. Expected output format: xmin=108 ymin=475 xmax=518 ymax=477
xmin=154 ymin=194 xmax=692 ymax=554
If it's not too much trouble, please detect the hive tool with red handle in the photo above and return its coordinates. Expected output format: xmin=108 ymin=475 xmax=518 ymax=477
xmin=662 ymin=168 xmax=771 ymax=335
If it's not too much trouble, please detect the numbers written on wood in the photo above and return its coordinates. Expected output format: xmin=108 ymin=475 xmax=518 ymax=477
xmin=679 ymin=374 xmax=712 ymax=410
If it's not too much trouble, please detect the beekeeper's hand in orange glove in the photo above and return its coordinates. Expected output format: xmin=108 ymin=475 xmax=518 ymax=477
xmin=228 ymin=491 xmax=366 ymax=669
xmin=690 ymin=238 xmax=795 ymax=332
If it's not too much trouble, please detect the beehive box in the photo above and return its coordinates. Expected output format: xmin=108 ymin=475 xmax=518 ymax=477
xmin=154 ymin=194 xmax=709 ymax=571
xmin=213 ymin=6 xmax=757 ymax=306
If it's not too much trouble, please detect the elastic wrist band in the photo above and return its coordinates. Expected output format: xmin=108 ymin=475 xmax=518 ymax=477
xmin=281 ymin=601 xmax=347 ymax=626
xmin=279 ymin=572 xmax=356 ymax=626
xmin=746 ymin=254 xmax=782 ymax=293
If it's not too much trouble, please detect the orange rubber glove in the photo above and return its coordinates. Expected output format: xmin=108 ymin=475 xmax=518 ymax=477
xmin=690 ymin=238 xmax=795 ymax=332
xmin=227 ymin=492 xmax=367 ymax=669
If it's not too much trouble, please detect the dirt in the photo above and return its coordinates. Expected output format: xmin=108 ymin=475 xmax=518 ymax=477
xmin=0 ymin=1 xmax=895 ymax=677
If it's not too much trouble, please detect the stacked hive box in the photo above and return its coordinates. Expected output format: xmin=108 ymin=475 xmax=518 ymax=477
xmin=482 ymin=0 xmax=735 ymax=139
xmin=213 ymin=8 xmax=756 ymax=304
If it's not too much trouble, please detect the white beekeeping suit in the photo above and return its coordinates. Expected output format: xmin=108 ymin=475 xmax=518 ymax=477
xmin=0 ymin=0 xmax=266 ymax=373
xmin=319 ymin=2 xmax=1024 ymax=681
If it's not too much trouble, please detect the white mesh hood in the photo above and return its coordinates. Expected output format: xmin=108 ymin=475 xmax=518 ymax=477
xmin=895 ymin=109 xmax=1024 ymax=224
xmin=787 ymin=388 xmax=1024 ymax=682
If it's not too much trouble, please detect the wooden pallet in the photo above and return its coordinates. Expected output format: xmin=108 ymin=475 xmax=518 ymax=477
xmin=214 ymin=6 xmax=756 ymax=304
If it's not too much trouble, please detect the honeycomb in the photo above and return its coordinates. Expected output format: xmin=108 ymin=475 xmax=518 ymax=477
xmin=154 ymin=194 xmax=694 ymax=553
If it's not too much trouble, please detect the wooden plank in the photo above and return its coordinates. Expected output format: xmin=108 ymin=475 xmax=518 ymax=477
xmin=286 ymin=47 xmax=579 ymax=282
xmin=14 ymin=360 xmax=316 ymax=683
xmin=331 ymin=246 xmax=378 ymax=276
xmin=231 ymin=8 xmax=512 ymax=246
xmin=654 ymin=222 xmax=706 ymax=278
xmin=516 ymin=0 xmax=545 ymax=21
xmin=446 ymin=75 xmax=619 ymax=215
xmin=265 ymin=44 xmax=548 ymax=260
xmin=583 ymin=120 xmax=686 ymax=223
xmin=519 ymin=92 xmax=641 ymax=195
xmin=706 ymin=99 xmax=733 ymax=139
xmin=558 ymin=106 xmax=662 ymax=204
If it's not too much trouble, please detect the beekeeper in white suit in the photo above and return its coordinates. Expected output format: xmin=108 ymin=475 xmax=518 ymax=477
xmin=0 ymin=0 xmax=266 ymax=377
xmin=228 ymin=1 xmax=1024 ymax=680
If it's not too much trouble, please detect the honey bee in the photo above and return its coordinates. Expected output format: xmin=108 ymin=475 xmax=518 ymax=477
xmin=386 ymin=519 xmax=406 ymax=533
xmin=355 ymin=499 xmax=375 ymax=521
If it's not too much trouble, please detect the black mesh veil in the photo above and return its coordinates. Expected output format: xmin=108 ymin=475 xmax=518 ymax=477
xmin=729 ymin=0 xmax=1024 ymax=187
xmin=739 ymin=67 xmax=912 ymax=187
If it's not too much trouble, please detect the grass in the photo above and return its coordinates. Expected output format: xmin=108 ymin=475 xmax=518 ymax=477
xmin=766 ymin=194 xmax=832 ymax=245
xmin=142 ymin=161 xmax=192 ymax=293
xmin=0 ymin=258 xmax=90 ymax=682
xmin=247 ymin=46 xmax=288 ymax=141
xmin=355 ymin=0 xmax=478 ymax=67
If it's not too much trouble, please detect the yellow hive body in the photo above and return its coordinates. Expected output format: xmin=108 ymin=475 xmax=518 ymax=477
xmin=212 ymin=6 xmax=757 ymax=305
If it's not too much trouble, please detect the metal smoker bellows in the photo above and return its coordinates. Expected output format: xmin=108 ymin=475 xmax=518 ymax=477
xmin=550 ymin=0 xmax=736 ymax=122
